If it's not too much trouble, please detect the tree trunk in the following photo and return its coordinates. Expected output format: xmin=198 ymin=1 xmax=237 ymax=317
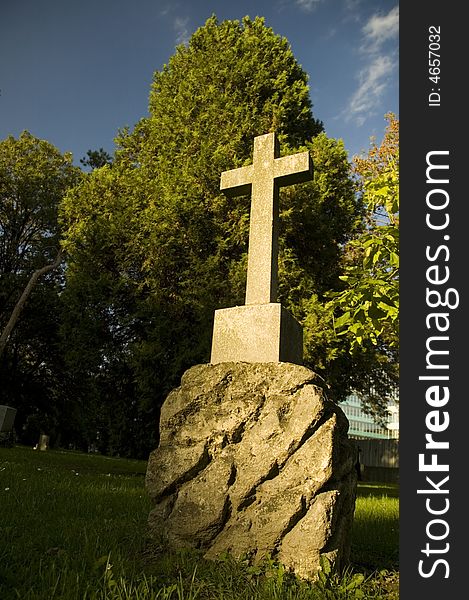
xmin=0 ymin=249 xmax=63 ymax=358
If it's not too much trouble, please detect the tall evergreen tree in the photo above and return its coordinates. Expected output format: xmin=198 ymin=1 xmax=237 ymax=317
xmin=80 ymin=148 xmax=113 ymax=170
xmin=60 ymin=16 xmax=384 ymax=455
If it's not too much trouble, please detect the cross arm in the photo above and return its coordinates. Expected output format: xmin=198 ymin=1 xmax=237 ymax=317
xmin=220 ymin=164 xmax=253 ymax=197
xmin=274 ymin=151 xmax=313 ymax=188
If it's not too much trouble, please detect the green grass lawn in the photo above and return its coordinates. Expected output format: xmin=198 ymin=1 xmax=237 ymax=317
xmin=0 ymin=446 xmax=398 ymax=599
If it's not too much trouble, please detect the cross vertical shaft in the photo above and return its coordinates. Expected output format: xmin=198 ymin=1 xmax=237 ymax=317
xmin=246 ymin=133 xmax=279 ymax=304
xmin=220 ymin=132 xmax=313 ymax=305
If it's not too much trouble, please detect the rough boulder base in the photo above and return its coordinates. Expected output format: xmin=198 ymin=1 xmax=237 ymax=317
xmin=145 ymin=362 xmax=357 ymax=580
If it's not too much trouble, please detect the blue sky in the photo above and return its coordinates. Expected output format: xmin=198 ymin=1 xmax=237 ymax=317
xmin=1 ymin=0 xmax=398 ymax=165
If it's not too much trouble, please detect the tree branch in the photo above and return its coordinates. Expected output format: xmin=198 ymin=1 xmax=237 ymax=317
xmin=0 ymin=249 xmax=63 ymax=358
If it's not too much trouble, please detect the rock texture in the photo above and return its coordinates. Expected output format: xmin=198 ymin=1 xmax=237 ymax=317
xmin=145 ymin=362 xmax=357 ymax=580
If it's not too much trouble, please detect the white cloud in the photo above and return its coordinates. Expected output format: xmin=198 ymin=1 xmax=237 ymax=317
xmin=344 ymin=0 xmax=362 ymax=11
xmin=343 ymin=5 xmax=398 ymax=125
xmin=362 ymin=6 xmax=399 ymax=53
xmin=159 ymin=5 xmax=172 ymax=17
xmin=323 ymin=26 xmax=338 ymax=41
xmin=158 ymin=4 xmax=190 ymax=46
xmin=342 ymin=0 xmax=363 ymax=23
xmin=347 ymin=55 xmax=396 ymax=124
xmin=173 ymin=16 xmax=190 ymax=46
xmin=296 ymin=0 xmax=323 ymax=12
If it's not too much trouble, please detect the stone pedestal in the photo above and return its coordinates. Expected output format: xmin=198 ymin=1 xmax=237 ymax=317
xmin=210 ymin=303 xmax=303 ymax=365
xmin=145 ymin=363 xmax=357 ymax=580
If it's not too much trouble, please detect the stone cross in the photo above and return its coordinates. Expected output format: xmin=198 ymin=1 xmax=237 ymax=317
xmin=210 ymin=132 xmax=313 ymax=365
xmin=220 ymin=132 xmax=313 ymax=305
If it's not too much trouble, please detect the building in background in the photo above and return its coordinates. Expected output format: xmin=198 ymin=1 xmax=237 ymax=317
xmin=340 ymin=391 xmax=399 ymax=440
xmin=340 ymin=390 xmax=399 ymax=482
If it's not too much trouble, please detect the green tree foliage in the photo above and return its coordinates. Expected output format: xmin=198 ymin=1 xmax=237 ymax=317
xmin=0 ymin=132 xmax=81 ymax=440
xmin=324 ymin=114 xmax=399 ymax=418
xmin=327 ymin=114 xmax=399 ymax=349
xmin=0 ymin=132 xmax=78 ymax=279
xmin=80 ymin=147 xmax=113 ymax=170
xmin=60 ymin=16 xmax=369 ymax=455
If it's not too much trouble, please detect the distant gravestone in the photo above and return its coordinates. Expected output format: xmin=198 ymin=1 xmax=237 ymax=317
xmin=210 ymin=132 xmax=312 ymax=365
xmin=0 ymin=405 xmax=17 ymax=433
xmin=37 ymin=434 xmax=49 ymax=451
xmin=0 ymin=405 xmax=17 ymax=447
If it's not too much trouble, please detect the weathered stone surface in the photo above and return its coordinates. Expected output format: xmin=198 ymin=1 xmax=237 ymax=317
xmin=145 ymin=362 xmax=357 ymax=579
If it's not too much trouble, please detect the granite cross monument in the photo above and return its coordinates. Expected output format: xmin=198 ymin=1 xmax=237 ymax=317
xmin=210 ymin=132 xmax=313 ymax=364
xmin=147 ymin=135 xmax=357 ymax=579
